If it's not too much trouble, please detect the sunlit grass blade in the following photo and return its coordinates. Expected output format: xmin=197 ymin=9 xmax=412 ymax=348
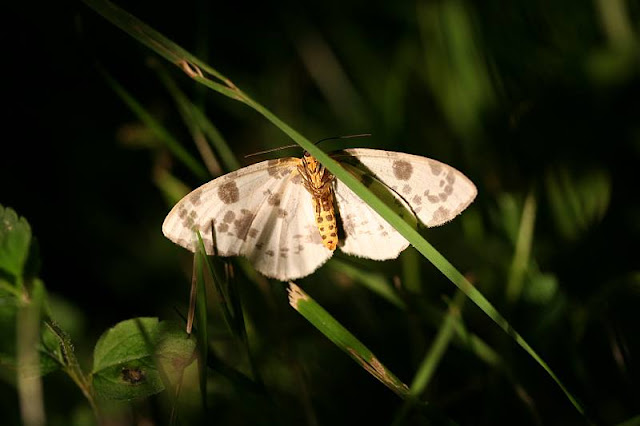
xmin=101 ymin=69 xmax=208 ymax=180
xmin=506 ymin=191 xmax=537 ymax=303
xmin=83 ymin=0 xmax=586 ymax=416
xmin=287 ymin=282 xmax=409 ymax=398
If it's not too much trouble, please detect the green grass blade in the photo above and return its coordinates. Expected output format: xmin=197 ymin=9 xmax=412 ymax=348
xmin=328 ymin=259 xmax=406 ymax=309
xmin=506 ymin=191 xmax=537 ymax=303
xmin=195 ymin=232 xmax=235 ymax=336
xmin=392 ymin=290 xmax=466 ymax=425
xmin=401 ymin=248 xmax=421 ymax=293
xmin=287 ymin=282 xmax=409 ymax=398
xmin=157 ymin=64 xmax=221 ymax=177
xmin=154 ymin=63 xmax=241 ymax=173
xmin=81 ymin=0 xmax=231 ymax=89
xmin=193 ymin=244 xmax=208 ymax=410
xmin=410 ymin=291 xmax=465 ymax=394
xmin=101 ymin=70 xmax=208 ymax=180
xmin=154 ymin=170 xmax=191 ymax=206
xmin=83 ymin=1 xmax=585 ymax=415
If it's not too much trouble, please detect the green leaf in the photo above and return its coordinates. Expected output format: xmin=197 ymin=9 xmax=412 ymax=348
xmin=92 ymin=317 xmax=195 ymax=400
xmin=0 ymin=205 xmax=32 ymax=281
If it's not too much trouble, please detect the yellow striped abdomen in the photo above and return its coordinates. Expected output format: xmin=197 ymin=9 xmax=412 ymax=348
xmin=313 ymin=192 xmax=338 ymax=251
xmin=298 ymin=152 xmax=337 ymax=251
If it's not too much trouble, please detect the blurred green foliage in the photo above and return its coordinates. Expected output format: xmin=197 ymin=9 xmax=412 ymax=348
xmin=2 ymin=0 xmax=639 ymax=425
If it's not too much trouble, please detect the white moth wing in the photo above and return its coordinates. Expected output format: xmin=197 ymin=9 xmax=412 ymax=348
xmin=162 ymin=158 xmax=332 ymax=281
xmin=244 ymin=171 xmax=334 ymax=280
xmin=333 ymin=149 xmax=477 ymax=228
xmin=334 ymin=175 xmax=411 ymax=260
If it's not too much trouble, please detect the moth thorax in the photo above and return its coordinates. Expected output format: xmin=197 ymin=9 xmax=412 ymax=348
xmin=313 ymin=193 xmax=338 ymax=251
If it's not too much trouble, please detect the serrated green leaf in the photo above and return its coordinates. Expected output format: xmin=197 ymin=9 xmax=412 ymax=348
xmin=0 ymin=205 xmax=32 ymax=281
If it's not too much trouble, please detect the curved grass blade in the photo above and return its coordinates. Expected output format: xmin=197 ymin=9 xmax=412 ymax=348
xmin=153 ymin=63 xmax=240 ymax=174
xmin=288 ymin=282 xmax=409 ymax=398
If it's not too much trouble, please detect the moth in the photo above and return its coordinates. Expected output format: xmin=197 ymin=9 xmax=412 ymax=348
xmin=162 ymin=149 xmax=476 ymax=281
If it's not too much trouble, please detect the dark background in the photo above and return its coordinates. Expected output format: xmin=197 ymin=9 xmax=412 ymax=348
xmin=2 ymin=0 xmax=639 ymax=425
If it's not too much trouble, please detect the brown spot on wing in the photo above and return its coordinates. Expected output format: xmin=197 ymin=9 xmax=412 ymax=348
xmin=267 ymin=159 xmax=293 ymax=179
xmin=223 ymin=211 xmax=235 ymax=223
xmin=432 ymin=206 xmax=451 ymax=223
xmin=429 ymin=162 xmax=442 ymax=175
xmin=446 ymin=170 xmax=456 ymax=184
xmin=424 ymin=190 xmax=440 ymax=203
xmin=267 ymin=192 xmax=281 ymax=206
xmin=218 ymin=181 xmax=240 ymax=204
xmin=290 ymin=173 xmax=302 ymax=185
xmin=190 ymin=190 xmax=202 ymax=205
xmin=392 ymin=160 xmax=413 ymax=180
xmin=233 ymin=209 xmax=255 ymax=240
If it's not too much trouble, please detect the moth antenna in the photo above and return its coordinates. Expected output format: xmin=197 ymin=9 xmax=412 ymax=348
xmin=314 ymin=133 xmax=372 ymax=145
xmin=245 ymin=134 xmax=371 ymax=158
xmin=244 ymin=144 xmax=299 ymax=158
